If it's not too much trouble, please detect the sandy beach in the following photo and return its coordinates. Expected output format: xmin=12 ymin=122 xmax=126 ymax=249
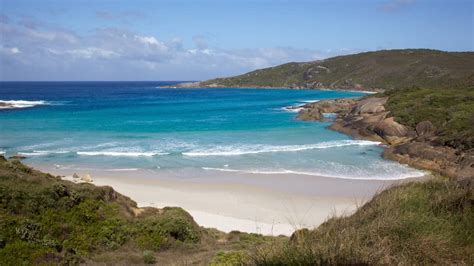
xmin=32 ymin=164 xmax=425 ymax=236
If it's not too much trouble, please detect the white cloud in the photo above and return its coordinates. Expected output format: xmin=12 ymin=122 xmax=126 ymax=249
xmin=135 ymin=36 xmax=159 ymax=46
xmin=66 ymin=47 xmax=119 ymax=59
xmin=0 ymin=18 xmax=355 ymax=80
xmin=10 ymin=47 xmax=20 ymax=54
xmin=0 ymin=46 xmax=21 ymax=55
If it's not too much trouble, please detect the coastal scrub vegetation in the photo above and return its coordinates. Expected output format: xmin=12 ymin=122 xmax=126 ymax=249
xmin=201 ymin=49 xmax=474 ymax=90
xmin=384 ymin=85 xmax=474 ymax=150
xmin=253 ymin=177 xmax=474 ymax=265
xmin=0 ymin=157 xmax=279 ymax=264
xmin=0 ymin=156 xmax=472 ymax=265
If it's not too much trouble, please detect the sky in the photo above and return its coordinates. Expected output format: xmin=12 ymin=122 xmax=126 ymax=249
xmin=0 ymin=0 xmax=472 ymax=81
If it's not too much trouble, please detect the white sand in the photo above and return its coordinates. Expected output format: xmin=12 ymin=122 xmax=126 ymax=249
xmin=38 ymin=165 xmax=422 ymax=236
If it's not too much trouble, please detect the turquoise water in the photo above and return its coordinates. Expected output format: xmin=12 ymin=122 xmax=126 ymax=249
xmin=0 ymin=82 xmax=423 ymax=180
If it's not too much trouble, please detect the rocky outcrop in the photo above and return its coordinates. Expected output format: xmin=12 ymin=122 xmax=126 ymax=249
xmin=350 ymin=97 xmax=388 ymax=115
xmin=0 ymin=102 xmax=12 ymax=108
xmin=9 ymin=155 xmax=27 ymax=160
xmin=319 ymin=97 xmax=416 ymax=145
xmin=297 ymin=99 xmax=356 ymax=121
xmin=298 ymin=96 xmax=474 ymax=180
xmin=415 ymin=121 xmax=436 ymax=139
xmin=384 ymin=142 xmax=473 ymax=180
xmin=373 ymin=117 xmax=414 ymax=145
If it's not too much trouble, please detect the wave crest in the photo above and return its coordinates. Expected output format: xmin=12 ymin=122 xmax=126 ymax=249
xmin=76 ymin=151 xmax=167 ymax=157
xmin=183 ymin=140 xmax=380 ymax=157
xmin=0 ymin=100 xmax=55 ymax=109
xmin=201 ymin=167 xmax=425 ymax=180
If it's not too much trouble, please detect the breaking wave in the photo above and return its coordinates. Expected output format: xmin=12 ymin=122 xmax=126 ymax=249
xmin=0 ymin=100 xmax=62 ymax=109
xmin=201 ymin=166 xmax=425 ymax=180
xmin=76 ymin=151 xmax=168 ymax=157
xmin=183 ymin=140 xmax=380 ymax=157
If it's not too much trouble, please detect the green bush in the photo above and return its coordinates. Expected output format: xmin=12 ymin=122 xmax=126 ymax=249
xmin=211 ymin=251 xmax=249 ymax=265
xmin=143 ymin=250 xmax=156 ymax=264
xmin=385 ymin=86 xmax=474 ymax=150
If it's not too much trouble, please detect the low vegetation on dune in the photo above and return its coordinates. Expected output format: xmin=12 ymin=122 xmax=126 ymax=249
xmin=384 ymin=86 xmax=474 ymax=150
xmin=0 ymin=156 xmax=280 ymax=264
xmin=201 ymin=49 xmax=474 ymax=91
xmin=254 ymin=178 xmax=474 ymax=265
xmin=0 ymin=155 xmax=472 ymax=265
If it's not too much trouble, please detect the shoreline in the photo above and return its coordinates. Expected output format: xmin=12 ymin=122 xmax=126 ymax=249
xmin=160 ymin=82 xmax=382 ymax=94
xmin=297 ymin=97 xmax=473 ymax=180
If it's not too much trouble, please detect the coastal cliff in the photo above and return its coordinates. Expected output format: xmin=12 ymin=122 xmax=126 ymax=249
xmin=297 ymin=87 xmax=474 ymax=181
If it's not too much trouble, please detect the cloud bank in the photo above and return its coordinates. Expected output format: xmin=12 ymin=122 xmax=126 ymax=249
xmin=0 ymin=15 xmax=353 ymax=81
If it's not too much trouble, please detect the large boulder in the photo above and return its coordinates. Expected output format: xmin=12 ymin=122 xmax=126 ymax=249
xmin=350 ymin=97 xmax=388 ymax=115
xmin=416 ymin=120 xmax=436 ymax=137
xmin=298 ymin=99 xmax=357 ymax=121
xmin=374 ymin=117 xmax=413 ymax=144
xmin=374 ymin=117 xmax=408 ymax=137
xmin=297 ymin=108 xmax=322 ymax=121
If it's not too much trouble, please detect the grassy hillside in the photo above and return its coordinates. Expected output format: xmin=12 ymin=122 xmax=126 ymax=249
xmin=254 ymin=178 xmax=474 ymax=265
xmin=201 ymin=49 xmax=474 ymax=90
xmin=0 ymin=157 xmax=279 ymax=265
xmin=384 ymin=85 xmax=474 ymax=150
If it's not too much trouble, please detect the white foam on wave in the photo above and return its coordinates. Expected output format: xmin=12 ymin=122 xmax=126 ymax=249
xmin=280 ymin=99 xmax=319 ymax=113
xmin=183 ymin=140 xmax=380 ymax=157
xmin=77 ymin=151 xmax=168 ymax=157
xmin=281 ymin=106 xmax=304 ymax=113
xmin=0 ymin=100 xmax=61 ymax=109
xmin=300 ymin=99 xmax=320 ymax=103
xmin=201 ymin=166 xmax=426 ymax=181
xmin=53 ymin=164 xmax=139 ymax=172
xmin=0 ymin=151 xmax=5 ymax=155
xmin=105 ymin=168 xmax=139 ymax=172
xmin=18 ymin=150 xmax=71 ymax=156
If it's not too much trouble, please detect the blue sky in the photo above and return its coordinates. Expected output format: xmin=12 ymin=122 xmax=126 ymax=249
xmin=0 ymin=0 xmax=472 ymax=81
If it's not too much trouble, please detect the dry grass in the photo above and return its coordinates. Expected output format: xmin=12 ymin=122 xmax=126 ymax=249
xmin=253 ymin=177 xmax=474 ymax=265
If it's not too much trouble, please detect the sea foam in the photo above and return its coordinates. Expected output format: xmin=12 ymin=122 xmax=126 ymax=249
xmin=18 ymin=150 xmax=71 ymax=156
xmin=0 ymin=100 xmax=57 ymax=109
xmin=183 ymin=140 xmax=380 ymax=157
xmin=201 ymin=166 xmax=425 ymax=180
xmin=76 ymin=151 xmax=168 ymax=157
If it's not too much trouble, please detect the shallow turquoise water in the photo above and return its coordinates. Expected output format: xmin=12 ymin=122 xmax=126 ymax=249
xmin=0 ymin=82 xmax=423 ymax=180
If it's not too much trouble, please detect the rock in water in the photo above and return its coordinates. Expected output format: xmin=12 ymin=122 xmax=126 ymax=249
xmin=73 ymin=173 xmax=80 ymax=179
xmin=297 ymin=108 xmax=322 ymax=121
xmin=9 ymin=155 xmax=27 ymax=160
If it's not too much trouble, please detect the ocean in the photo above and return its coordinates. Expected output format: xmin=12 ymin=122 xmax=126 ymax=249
xmin=0 ymin=81 xmax=424 ymax=180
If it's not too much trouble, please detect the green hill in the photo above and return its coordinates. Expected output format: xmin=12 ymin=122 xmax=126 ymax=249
xmin=201 ymin=49 xmax=474 ymax=91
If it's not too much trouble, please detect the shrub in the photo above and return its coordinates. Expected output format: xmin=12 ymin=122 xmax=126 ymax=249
xmin=143 ymin=250 xmax=156 ymax=264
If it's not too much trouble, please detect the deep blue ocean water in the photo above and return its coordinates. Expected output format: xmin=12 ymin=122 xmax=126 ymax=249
xmin=0 ymin=82 xmax=423 ymax=180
